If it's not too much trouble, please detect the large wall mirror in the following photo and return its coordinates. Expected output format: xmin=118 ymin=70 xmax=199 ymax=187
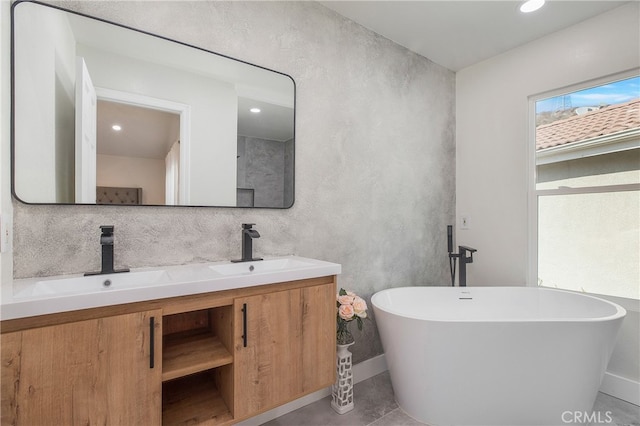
xmin=11 ymin=1 xmax=295 ymax=208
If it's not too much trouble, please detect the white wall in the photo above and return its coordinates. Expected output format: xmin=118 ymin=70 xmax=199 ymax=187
xmin=97 ymin=154 xmax=165 ymax=205
xmin=456 ymin=2 xmax=640 ymax=398
xmin=457 ymin=3 xmax=640 ymax=287
xmin=13 ymin=3 xmax=76 ymax=203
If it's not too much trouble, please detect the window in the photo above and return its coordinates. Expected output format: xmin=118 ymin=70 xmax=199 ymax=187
xmin=531 ymin=73 xmax=640 ymax=300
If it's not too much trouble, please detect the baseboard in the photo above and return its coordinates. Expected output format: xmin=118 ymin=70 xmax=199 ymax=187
xmin=353 ymin=353 xmax=388 ymax=384
xmin=236 ymin=354 xmax=388 ymax=426
xmin=600 ymin=371 xmax=640 ymax=406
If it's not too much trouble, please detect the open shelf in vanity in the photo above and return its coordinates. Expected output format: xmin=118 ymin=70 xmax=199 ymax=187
xmin=162 ymin=306 xmax=234 ymax=425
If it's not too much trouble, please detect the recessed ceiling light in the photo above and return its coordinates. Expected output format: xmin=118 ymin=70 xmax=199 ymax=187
xmin=250 ymin=108 xmax=261 ymax=113
xmin=520 ymin=0 xmax=545 ymax=13
xmin=112 ymin=124 xmax=122 ymax=131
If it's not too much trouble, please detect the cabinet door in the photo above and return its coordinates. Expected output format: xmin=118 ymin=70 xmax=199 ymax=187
xmin=1 ymin=309 xmax=162 ymax=425
xmin=234 ymin=283 xmax=335 ymax=419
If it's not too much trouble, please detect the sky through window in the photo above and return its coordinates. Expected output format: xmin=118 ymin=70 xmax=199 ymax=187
xmin=536 ymin=76 xmax=639 ymax=113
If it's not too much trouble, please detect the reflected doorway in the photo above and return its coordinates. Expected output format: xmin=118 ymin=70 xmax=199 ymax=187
xmin=94 ymin=89 xmax=189 ymax=205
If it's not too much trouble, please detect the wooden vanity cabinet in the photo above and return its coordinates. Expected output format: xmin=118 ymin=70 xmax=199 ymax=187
xmin=1 ymin=276 xmax=337 ymax=426
xmin=1 ymin=309 xmax=162 ymax=426
xmin=234 ymin=283 xmax=336 ymax=419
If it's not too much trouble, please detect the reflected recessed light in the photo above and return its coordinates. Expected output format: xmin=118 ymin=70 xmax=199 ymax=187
xmin=520 ymin=0 xmax=545 ymax=13
xmin=112 ymin=124 xmax=122 ymax=131
xmin=250 ymin=108 xmax=261 ymax=113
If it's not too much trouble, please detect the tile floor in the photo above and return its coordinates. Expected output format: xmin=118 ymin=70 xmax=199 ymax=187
xmin=263 ymin=371 xmax=640 ymax=426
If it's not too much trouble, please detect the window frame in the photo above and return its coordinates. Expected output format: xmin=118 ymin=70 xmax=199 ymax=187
xmin=526 ymin=69 xmax=640 ymax=303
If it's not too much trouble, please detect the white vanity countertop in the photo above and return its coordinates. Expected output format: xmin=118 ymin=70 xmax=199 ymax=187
xmin=1 ymin=256 xmax=341 ymax=321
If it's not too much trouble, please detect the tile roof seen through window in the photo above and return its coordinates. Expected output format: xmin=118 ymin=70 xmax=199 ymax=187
xmin=536 ymin=99 xmax=640 ymax=150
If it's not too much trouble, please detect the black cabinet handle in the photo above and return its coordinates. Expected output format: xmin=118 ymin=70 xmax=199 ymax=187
xmin=242 ymin=303 xmax=248 ymax=347
xmin=149 ymin=316 xmax=155 ymax=369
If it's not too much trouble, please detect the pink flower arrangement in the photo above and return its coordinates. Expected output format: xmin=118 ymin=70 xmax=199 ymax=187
xmin=336 ymin=288 xmax=368 ymax=344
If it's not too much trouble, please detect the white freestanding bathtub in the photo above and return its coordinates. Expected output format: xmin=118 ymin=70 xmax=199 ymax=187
xmin=371 ymin=287 xmax=626 ymax=426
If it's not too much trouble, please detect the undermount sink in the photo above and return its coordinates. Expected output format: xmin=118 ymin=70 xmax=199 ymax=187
xmin=15 ymin=270 xmax=170 ymax=298
xmin=209 ymin=258 xmax=314 ymax=276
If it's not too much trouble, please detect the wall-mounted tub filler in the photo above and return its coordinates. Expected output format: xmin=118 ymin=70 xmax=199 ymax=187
xmin=447 ymin=225 xmax=477 ymax=286
xmin=84 ymin=225 xmax=130 ymax=276
xmin=232 ymin=223 xmax=263 ymax=263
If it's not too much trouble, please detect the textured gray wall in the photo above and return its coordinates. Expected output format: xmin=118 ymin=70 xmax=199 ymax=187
xmin=12 ymin=0 xmax=455 ymax=363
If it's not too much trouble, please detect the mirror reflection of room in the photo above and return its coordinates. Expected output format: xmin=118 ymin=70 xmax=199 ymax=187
xmin=236 ymin=98 xmax=294 ymax=208
xmin=12 ymin=1 xmax=295 ymax=208
xmin=96 ymin=101 xmax=180 ymax=206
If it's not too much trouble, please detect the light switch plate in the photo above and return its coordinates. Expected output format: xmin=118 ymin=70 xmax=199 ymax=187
xmin=0 ymin=214 xmax=12 ymax=253
xmin=460 ymin=215 xmax=470 ymax=230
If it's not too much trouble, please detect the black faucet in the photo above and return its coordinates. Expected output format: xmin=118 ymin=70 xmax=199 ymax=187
xmin=85 ymin=225 xmax=130 ymax=276
xmin=456 ymin=246 xmax=477 ymax=287
xmin=447 ymin=225 xmax=477 ymax=287
xmin=231 ymin=223 xmax=263 ymax=263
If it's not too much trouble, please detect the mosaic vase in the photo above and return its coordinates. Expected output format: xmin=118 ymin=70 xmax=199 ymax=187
xmin=331 ymin=342 xmax=355 ymax=414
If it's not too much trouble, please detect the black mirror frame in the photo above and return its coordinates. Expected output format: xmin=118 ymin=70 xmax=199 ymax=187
xmin=10 ymin=0 xmax=296 ymax=209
